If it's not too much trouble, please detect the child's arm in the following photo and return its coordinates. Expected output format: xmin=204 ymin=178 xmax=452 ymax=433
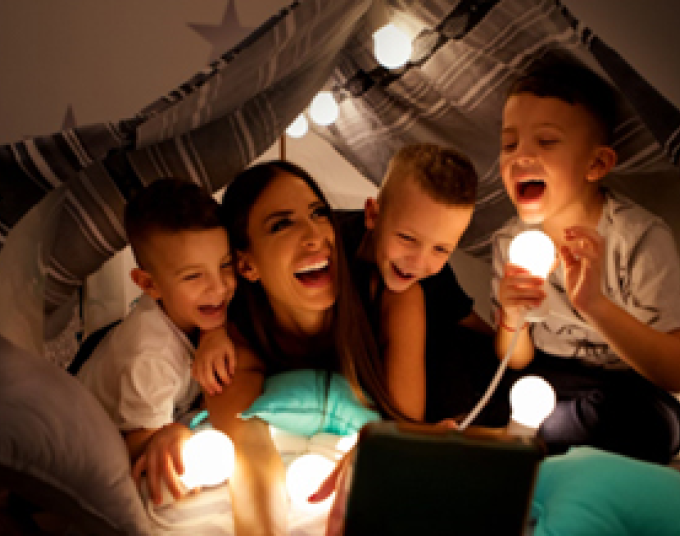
xmin=494 ymin=263 xmax=545 ymax=369
xmin=380 ymin=283 xmax=427 ymax=421
xmin=127 ymin=423 xmax=193 ymax=505
xmin=192 ymin=327 xmax=237 ymax=396
xmin=561 ymin=226 xmax=680 ymax=391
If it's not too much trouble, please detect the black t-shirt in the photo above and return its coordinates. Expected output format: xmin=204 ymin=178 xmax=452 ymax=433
xmin=335 ymin=210 xmax=474 ymax=335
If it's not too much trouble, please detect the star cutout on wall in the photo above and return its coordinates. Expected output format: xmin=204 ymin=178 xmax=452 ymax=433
xmin=189 ymin=0 xmax=254 ymax=63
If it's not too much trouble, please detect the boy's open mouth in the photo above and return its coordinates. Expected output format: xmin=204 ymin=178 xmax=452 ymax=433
xmin=516 ymin=180 xmax=546 ymax=202
xmin=199 ymin=302 xmax=225 ymax=315
xmin=392 ymin=263 xmax=414 ymax=281
xmin=295 ymin=259 xmax=331 ymax=285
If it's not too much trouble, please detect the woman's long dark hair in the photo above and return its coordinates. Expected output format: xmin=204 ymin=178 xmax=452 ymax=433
xmin=221 ymin=160 xmax=407 ymax=420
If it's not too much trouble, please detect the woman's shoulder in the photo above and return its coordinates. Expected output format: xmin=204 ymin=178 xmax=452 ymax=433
xmin=226 ymin=322 xmax=266 ymax=373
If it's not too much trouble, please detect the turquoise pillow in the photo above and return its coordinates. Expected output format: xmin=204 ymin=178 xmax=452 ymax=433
xmin=239 ymin=369 xmax=380 ymax=437
xmin=532 ymin=447 xmax=680 ymax=536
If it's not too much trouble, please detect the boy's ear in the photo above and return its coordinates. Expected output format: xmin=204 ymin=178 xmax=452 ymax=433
xmin=237 ymin=252 xmax=260 ymax=282
xmin=364 ymin=198 xmax=380 ymax=230
xmin=586 ymin=146 xmax=617 ymax=182
xmin=131 ymin=268 xmax=161 ymax=300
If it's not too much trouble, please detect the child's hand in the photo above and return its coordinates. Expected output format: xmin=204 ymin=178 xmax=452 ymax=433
xmin=192 ymin=328 xmax=236 ymax=395
xmin=132 ymin=423 xmax=192 ymax=505
xmin=498 ymin=263 xmax=546 ymax=327
xmin=309 ymin=448 xmax=354 ymax=536
xmin=560 ymin=226 xmax=605 ymax=315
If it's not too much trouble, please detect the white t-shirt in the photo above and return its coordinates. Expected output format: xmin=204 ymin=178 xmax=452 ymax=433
xmin=491 ymin=189 xmax=680 ymax=369
xmin=78 ymin=294 xmax=201 ymax=431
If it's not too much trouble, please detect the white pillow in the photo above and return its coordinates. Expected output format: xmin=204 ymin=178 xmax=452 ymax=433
xmin=0 ymin=334 xmax=152 ymax=535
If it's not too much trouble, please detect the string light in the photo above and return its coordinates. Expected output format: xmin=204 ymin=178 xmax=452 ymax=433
xmin=507 ymin=375 xmax=556 ymax=437
xmin=285 ymin=113 xmax=309 ymax=138
xmin=286 ymin=453 xmax=336 ymax=511
xmin=309 ymin=92 xmax=339 ymax=126
xmin=508 ymin=230 xmax=556 ymax=322
xmin=180 ymin=429 xmax=235 ymax=490
xmin=373 ymin=24 xmax=412 ymax=69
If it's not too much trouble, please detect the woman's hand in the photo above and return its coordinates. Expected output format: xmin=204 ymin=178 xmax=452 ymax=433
xmin=497 ymin=263 xmax=545 ymax=328
xmin=132 ymin=423 xmax=193 ymax=505
xmin=560 ymin=226 xmax=606 ymax=316
xmin=193 ymin=327 xmax=237 ymax=395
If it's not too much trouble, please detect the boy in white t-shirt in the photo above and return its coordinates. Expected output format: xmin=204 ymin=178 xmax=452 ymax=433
xmin=78 ymin=178 xmax=236 ymax=503
xmin=492 ymin=63 xmax=680 ymax=464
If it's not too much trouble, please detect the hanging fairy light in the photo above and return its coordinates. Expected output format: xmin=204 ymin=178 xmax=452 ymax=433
xmin=285 ymin=113 xmax=309 ymax=138
xmin=308 ymin=91 xmax=339 ymax=126
xmin=373 ymin=23 xmax=412 ymax=69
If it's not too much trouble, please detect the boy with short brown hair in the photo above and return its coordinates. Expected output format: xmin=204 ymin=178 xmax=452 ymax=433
xmin=492 ymin=63 xmax=680 ymax=463
xmin=78 ymin=178 xmax=236 ymax=503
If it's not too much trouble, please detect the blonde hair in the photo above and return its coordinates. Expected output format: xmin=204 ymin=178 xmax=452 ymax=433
xmin=379 ymin=144 xmax=478 ymax=208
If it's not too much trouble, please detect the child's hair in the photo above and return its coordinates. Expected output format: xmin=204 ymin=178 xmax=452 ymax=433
xmin=507 ymin=62 xmax=617 ymax=144
xmin=124 ymin=178 xmax=223 ymax=270
xmin=378 ymin=143 xmax=478 ymax=208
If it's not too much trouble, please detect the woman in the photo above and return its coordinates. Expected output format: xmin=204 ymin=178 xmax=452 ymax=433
xmin=203 ymin=160 xmax=420 ymax=535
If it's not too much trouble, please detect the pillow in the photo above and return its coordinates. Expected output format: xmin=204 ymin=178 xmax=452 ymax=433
xmin=532 ymin=446 xmax=680 ymax=536
xmin=239 ymin=369 xmax=380 ymax=437
xmin=0 ymin=335 xmax=152 ymax=536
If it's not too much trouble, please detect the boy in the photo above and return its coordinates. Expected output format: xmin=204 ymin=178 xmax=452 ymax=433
xmin=337 ymin=143 xmax=505 ymax=424
xmin=78 ymin=178 xmax=236 ymax=503
xmin=492 ymin=62 xmax=680 ymax=464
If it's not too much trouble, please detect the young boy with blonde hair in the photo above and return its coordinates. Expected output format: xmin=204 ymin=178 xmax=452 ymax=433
xmin=492 ymin=62 xmax=680 ymax=463
xmin=339 ymin=143 xmax=505 ymax=424
xmin=78 ymin=178 xmax=236 ymax=504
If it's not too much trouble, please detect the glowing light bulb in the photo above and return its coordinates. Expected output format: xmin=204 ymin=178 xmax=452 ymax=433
xmin=507 ymin=375 xmax=556 ymax=437
xmin=508 ymin=230 xmax=555 ymax=322
xmin=286 ymin=454 xmax=335 ymax=511
xmin=335 ymin=433 xmax=358 ymax=454
xmin=373 ymin=24 xmax=412 ymax=69
xmin=180 ymin=429 xmax=235 ymax=490
xmin=285 ymin=113 xmax=308 ymax=138
xmin=309 ymin=92 xmax=339 ymax=126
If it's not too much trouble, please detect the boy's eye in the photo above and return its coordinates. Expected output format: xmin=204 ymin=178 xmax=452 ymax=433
xmin=398 ymin=233 xmax=415 ymax=243
xmin=501 ymin=141 xmax=517 ymax=152
xmin=270 ymin=218 xmax=292 ymax=233
xmin=434 ymin=246 xmax=451 ymax=256
xmin=221 ymin=261 xmax=234 ymax=271
xmin=183 ymin=273 xmax=201 ymax=281
xmin=538 ymin=139 xmax=558 ymax=147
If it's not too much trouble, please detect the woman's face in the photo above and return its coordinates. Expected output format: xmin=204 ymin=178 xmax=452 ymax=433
xmin=238 ymin=171 xmax=337 ymax=322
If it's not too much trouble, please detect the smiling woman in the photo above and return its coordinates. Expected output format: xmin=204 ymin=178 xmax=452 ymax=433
xmin=197 ymin=160 xmax=406 ymax=535
xmin=220 ymin=160 xmax=396 ymax=415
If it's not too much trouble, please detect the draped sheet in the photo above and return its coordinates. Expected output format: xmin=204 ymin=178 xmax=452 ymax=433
xmin=0 ymin=0 xmax=678 ymax=351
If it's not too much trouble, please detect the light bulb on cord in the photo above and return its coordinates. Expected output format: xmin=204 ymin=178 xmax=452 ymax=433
xmin=373 ymin=24 xmax=412 ymax=69
xmin=506 ymin=375 xmax=556 ymax=437
xmin=180 ymin=429 xmax=236 ymax=490
xmin=285 ymin=113 xmax=308 ymax=138
xmin=286 ymin=453 xmax=336 ymax=512
xmin=508 ymin=229 xmax=556 ymax=322
xmin=309 ymin=92 xmax=339 ymax=126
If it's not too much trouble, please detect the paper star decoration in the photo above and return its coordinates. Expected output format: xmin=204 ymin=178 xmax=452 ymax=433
xmin=189 ymin=0 xmax=254 ymax=62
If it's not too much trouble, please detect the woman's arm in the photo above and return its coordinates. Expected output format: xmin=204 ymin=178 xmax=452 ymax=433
xmin=379 ymin=283 xmax=427 ymax=421
xmin=204 ymin=326 xmax=287 ymax=536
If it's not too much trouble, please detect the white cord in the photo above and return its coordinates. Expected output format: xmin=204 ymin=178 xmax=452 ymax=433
xmin=457 ymin=313 xmax=527 ymax=430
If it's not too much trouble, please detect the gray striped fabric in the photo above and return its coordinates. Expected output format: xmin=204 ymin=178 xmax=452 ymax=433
xmin=0 ymin=0 xmax=678 ymax=340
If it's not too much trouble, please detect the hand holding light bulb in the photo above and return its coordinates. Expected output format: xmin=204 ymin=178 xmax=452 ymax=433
xmin=505 ymin=229 xmax=556 ymax=324
xmin=135 ymin=426 xmax=235 ymax=506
